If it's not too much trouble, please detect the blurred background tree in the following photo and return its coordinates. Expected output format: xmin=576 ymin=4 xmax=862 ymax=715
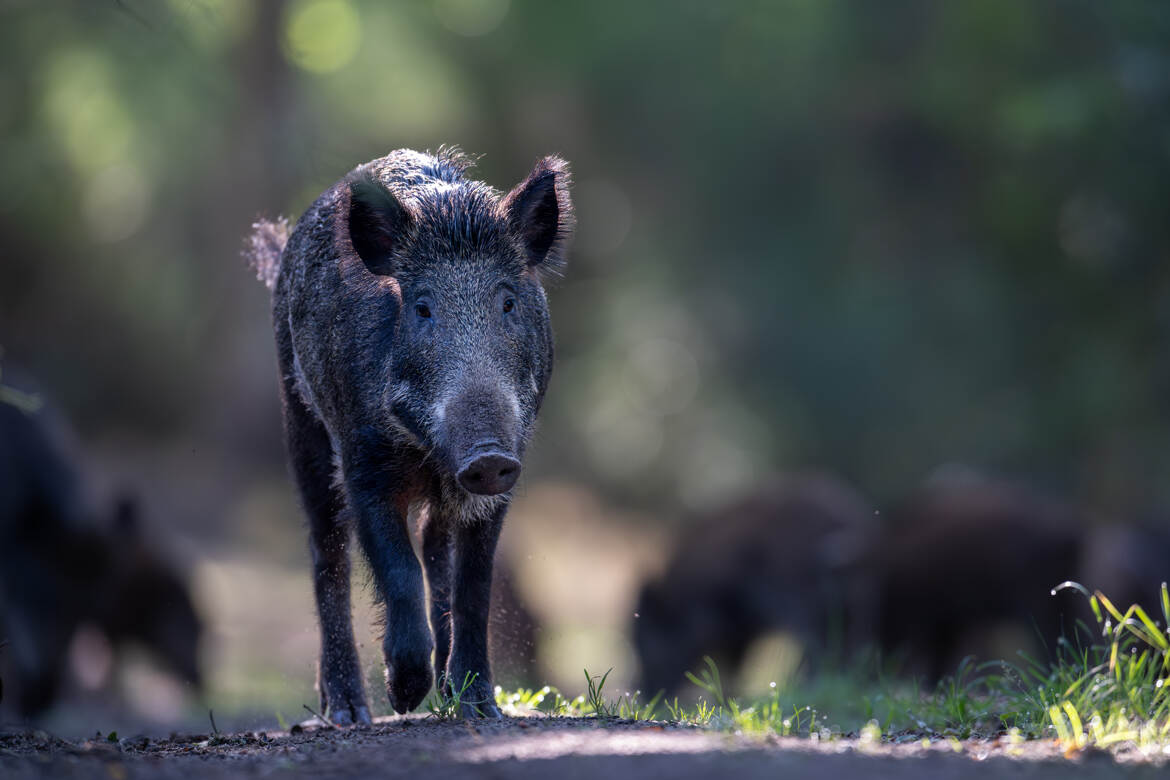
xmin=1 ymin=0 xmax=1168 ymax=728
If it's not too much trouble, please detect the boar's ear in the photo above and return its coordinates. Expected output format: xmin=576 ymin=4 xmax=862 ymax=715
xmin=348 ymin=172 xmax=411 ymax=275
xmin=502 ymin=156 xmax=574 ymax=273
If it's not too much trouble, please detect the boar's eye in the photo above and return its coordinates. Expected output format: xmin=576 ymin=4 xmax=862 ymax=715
xmin=502 ymin=297 xmax=516 ymax=314
xmin=415 ymin=301 xmax=432 ymax=319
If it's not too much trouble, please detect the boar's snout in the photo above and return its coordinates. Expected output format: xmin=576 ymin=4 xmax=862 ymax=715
xmin=439 ymin=382 xmax=523 ymax=495
xmin=457 ymin=449 xmax=521 ymax=495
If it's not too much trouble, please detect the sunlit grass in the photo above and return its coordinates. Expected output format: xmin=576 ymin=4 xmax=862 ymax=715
xmin=425 ymin=671 xmax=483 ymax=720
xmin=1037 ymin=584 xmax=1170 ymax=757
xmin=492 ymin=584 xmax=1170 ymax=759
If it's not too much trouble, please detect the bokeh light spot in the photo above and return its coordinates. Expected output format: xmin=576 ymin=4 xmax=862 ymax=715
xmin=585 ymin=401 xmax=663 ymax=480
xmin=283 ymin=0 xmax=361 ymax=74
xmin=82 ymin=163 xmax=152 ymax=244
xmin=166 ymin=0 xmax=257 ymax=50
xmin=434 ymin=0 xmax=510 ymax=37
xmin=625 ymin=338 xmax=700 ymax=416
xmin=42 ymin=48 xmax=135 ymax=175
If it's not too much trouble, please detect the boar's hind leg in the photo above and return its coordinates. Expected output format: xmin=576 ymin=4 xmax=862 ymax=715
xmin=421 ymin=512 xmax=453 ymax=692
xmin=347 ymin=448 xmax=434 ymax=714
xmin=283 ymin=384 xmax=370 ymax=726
xmin=449 ymin=506 xmax=506 ymax=718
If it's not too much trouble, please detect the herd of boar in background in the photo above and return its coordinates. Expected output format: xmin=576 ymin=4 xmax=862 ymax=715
xmin=634 ymin=470 xmax=1170 ymax=697
xmin=1 ymin=380 xmax=1167 ymax=718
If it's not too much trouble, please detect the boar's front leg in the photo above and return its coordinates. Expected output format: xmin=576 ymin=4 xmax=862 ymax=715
xmin=346 ymin=447 xmax=434 ymax=714
xmin=283 ymin=383 xmax=370 ymax=726
xmin=449 ymin=506 xmax=506 ymax=718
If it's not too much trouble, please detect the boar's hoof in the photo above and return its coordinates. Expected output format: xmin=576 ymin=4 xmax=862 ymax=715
xmin=457 ymin=452 xmax=521 ymax=495
xmin=327 ymin=703 xmax=372 ymax=727
xmin=461 ymin=700 xmax=503 ymax=719
xmin=385 ymin=654 xmax=433 ymax=715
xmin=319 ymin=669 xmax=372 ymax=726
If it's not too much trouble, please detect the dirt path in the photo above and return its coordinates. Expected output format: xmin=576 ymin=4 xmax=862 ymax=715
xmin=1 ymin=716 xmax=1162 ymax=779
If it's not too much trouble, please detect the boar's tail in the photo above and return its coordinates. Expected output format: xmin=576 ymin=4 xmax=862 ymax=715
xmin=243 ymin=216 xmax=290 ymax=291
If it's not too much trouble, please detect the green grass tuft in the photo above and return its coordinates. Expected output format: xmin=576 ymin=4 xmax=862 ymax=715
xmin=1037 ymin=583 xmax=1170 ymax=755
xmin=426 ymin=671 xmax=487 ymax=720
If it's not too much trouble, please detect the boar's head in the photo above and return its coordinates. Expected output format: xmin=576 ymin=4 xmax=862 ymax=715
xmin=346 ymin=155 xmax=573 ymax=497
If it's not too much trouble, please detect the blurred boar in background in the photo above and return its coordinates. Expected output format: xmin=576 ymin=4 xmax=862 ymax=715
xmin=633 ymin=472 xmax=879 ymax=697
xmin=1077 ymin=519 xmax=1170 ymax=631
xmin=488 ymin=563 xmax=540 ymax=690
xmin=248 ymin=147 xmax=572 ymax=721
xmin=0 ymin=394 xmax=202 ymax=719
xmin=875 ymin=473 xmax=1086 ymax=681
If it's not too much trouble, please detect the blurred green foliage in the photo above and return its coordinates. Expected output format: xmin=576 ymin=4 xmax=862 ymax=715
xmin=1 ymin=0 xmax=1168 ymax=520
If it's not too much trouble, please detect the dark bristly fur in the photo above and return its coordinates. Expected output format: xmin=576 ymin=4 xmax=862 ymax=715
xmin=250 ymin=148 xmax=572 ymax=722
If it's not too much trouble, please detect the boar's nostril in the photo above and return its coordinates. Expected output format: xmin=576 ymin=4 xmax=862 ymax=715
xmin=457 ymin=453 xmax=521 ymax=495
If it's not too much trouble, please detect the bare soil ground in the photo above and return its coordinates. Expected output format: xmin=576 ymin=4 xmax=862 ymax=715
xmin=1 ymin=716 xmax=1165 ymax=780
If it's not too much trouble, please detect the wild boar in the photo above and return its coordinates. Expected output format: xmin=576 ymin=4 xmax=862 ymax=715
xmin=0 ymin=397 xmax=201 ymax=718
xmin=875 ymin=476 xmax=1085 ymax=682
xmin=248 ymin=148 xmax=572 ymax=721
xmin=1076 ymin=520 xmax=1170 ymax=634
xmin=633 ymin=473 xmax=879 ymax=698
